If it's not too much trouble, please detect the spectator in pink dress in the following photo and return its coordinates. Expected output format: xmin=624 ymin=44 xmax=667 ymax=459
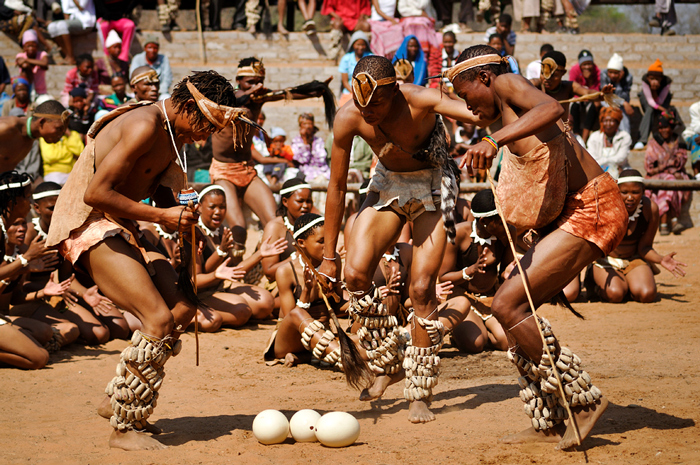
xmin=15 ymin=29 xmax=49 ymax=98
xmin=291 ymin=113 xmax=330 ymax=182
xmin=95 ymin=0 xmax=135 ymax=63
xmin=60 ymin=54 xmax=100 ymax=107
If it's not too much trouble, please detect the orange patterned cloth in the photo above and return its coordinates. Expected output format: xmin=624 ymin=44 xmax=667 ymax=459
xmin=556 ymin=172 xmax=628 ymax=255
xmin=59 ymin=211 xmax=130 ymax=264
xmin=209 ymin=158 xmax=257 ymax=188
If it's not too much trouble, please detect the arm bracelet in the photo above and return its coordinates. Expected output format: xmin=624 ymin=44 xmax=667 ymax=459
xmin=296 ymin=299 xmax=311 ymax=310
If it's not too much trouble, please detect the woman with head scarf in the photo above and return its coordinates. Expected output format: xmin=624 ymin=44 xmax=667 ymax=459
xmin=392 ymin=35 xmax=427 ymax=86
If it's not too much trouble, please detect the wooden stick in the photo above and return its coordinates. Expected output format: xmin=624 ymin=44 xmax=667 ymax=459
xmin=191 ymin=223 xmax=199 ymax=366
xmin=195 ymin=0 xmax=206 ymax=64
xmin=486 ymin=169 xmax=582 ymax=446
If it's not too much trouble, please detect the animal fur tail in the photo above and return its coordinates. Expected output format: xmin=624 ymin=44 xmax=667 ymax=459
xmin=550 ymin=290 xmax=585 ymax=319
xmin=441 ymin=167 xmax=458 ymax=243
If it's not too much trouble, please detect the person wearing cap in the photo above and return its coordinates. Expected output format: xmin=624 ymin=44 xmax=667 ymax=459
xmin=339 ymin=30 xmax=372 ymax=107
xmin=95 ymin=30 xmax=129 ymax=86
xmin=569 ymin=50 xmax=601 ymax=143
xmin=15 ymin=29 xmax=49 ymax=97
xmin=586 ymin=107 xmax=631 ymax=179
xmin=2 ymin=78 xmax=31 ymax=117
xmin=0 ymin=99 xmax=68 ymax=172
xmin=95 ymin=0 xmax=135 ymax=62
xmin=601 ymin=53 xmax=634 ymax=134
xmin=47 ymin=0 xmax=96 ymax=65
xmin=129 ymin=36 xmax=172 ymax=100
xmin=590 ymin=169 xmax=685 ymax=302
xmin=644 ymin=110 xmax=690 ymax=235
xmin=636 ymin=59 xmax=673 ymax=149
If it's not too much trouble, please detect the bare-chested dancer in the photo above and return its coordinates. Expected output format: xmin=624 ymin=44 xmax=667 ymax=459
xmin=46 ymin=71 xmax=253 ymax=451
xmin=450 ymin=45 xmax=628 ymax=449
xmin=318 ymin=55 xmax=480 ymax=423
xmin=0 ymin=100 xmax=68 ymax=172
xmin=210 ymin=57 xmax=327 ymax=230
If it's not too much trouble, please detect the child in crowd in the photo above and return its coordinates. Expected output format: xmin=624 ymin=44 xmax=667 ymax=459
xmin=15 ymin=29 xmax=49 ymax=98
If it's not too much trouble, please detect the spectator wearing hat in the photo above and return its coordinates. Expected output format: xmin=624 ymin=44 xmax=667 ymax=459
xmin=1 ymin=78 xmax=31 ymax=117
xmin=15 ymin=29 xmax=49 ymax=98
xmin=586 ymin=107 xmax=631 ymax=179
xmin=569 ymin=49 xmax=601 ymax=143
xmin=47 ymin=0 xmax=96 ymax=65
xmin=129 ymin=36 xmax=172 ymax=99
xmin=601 ymin=53 xmax=634 ymax=135
xmin=645 ymin=110 xmax=690 ymax=235
xmin=95 ymin=30 xmax=129 ymax=86
xmin=94 ymin=0 xmax=135 ymax=62
xmin=681 ymin=100 xmax=700 ymax=179
xmin=636 ymin=59 xmax=673 ymax=149
xmin=339 ymin=30 xmax=373 ymax=107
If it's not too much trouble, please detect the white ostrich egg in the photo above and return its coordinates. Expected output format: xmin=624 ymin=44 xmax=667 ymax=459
xmin=252 ymin=409 xmax=289 ymax=445
xmin=314 ymin=412 xmax=360 ymax=447
xmin=290 ymin=409 xmax=322 ymax=442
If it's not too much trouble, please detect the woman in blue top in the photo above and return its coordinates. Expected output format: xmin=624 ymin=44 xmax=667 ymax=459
xmin=393 ymin=35 xmax=427 ymax=86
xmin=338 ymin=30 xmax=373 ymax=106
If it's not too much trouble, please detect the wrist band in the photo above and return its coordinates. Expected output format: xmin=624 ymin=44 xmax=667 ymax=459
xmin=296 ymin=299 xmax=311 ymax=309
xmin=215 ymin=246 xmax=227 ymax=257
xmin=0 ymin=279 xmax=9 ymax=285
xmin=323 ymin=256 xmax=336 ymax=261
xmin=462 ymin=268 xmax=474 ymax=281
xmin=17 ymin=254 xmax=29 ymax=267
xmin=482 ymin=135 xmax=498 ymax=151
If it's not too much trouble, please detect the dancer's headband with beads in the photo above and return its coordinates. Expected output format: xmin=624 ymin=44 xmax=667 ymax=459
xmin=352 ymin=72 xmax=396 ymax=107
xmin=32 ymin=110 xmax=71 ymax=125
xmin=279 ymin=183 xmax=311 ymax=196
xmin=130 ymin=69 xmax=159 ymax=87
xmin=617 ymin=176 xmax=645 ymax=185
xmin=540 ymin=57 xmax=560 ymax=80
xmin=443 ymin=54 xmax=508 ymax=82
xmin=236 ymin=60 xmax=266 ymax=79
xmin=199 ymin=185 xmax=225 ymax=199
xmin=293 ymin=216 xmax=324 ymax=239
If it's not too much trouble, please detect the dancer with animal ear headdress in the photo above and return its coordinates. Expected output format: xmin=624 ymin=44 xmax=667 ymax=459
xmin=318 ymin=55 xmax=481 ymax=423
xmin=46 ymin=70 xmax=256 ymax=451
xmin=448 ymin=44 xmax=628 ymax=450
xmin=210 ymin=57 xmax=334 ymax=234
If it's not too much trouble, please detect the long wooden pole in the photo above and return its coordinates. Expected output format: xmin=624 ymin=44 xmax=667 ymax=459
xmin=195 ymin=0 xmax=206 ymax=64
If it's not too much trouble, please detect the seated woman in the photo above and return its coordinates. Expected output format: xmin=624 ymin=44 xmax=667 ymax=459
xmin=393 ymin=35 xmax=427 ymax=87
xmin=25 ymin=182 xmax=129 ymax=344
xmin=438 ymin=189 xmax=508 ymax=354
xmin=586 ymin=107 xmax=631 ymax=179
xmin=0 ymin=173 xmax=78 ymax=351
xmin=191 ymin=185 xmax=282 ymax=331
xmin=644 ymin=111 xmax=691 ymax=235
xmin=590 ymin=169 xmax=686 ymax=303
xmin=260 ymin=178 xmax=313 ymax=286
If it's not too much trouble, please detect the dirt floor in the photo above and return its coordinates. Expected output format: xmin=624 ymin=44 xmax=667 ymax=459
xmin=1 ymin=227 xmax=699 ymax=465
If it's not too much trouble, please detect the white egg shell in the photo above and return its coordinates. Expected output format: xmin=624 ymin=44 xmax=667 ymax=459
xmin=290 ymin=409 xmax=322 ymax=442
xmin=252 ymin=409 xmax=289 ymax=445
xmin=314 ymin=412 xmax=360 ymax=448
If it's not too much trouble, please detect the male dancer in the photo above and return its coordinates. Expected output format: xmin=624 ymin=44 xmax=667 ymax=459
xmin=0 ymin=100 xmax=68 ymax=171
xmin=449 ymin=45 xmax=627 ymax=449
xmin=318 ymin=55 xmax=480 ymax=423
xmin=210 ymin=57 xmax=327 ymax=229
xmin=47 ymin=71 xmax=252 ymax=451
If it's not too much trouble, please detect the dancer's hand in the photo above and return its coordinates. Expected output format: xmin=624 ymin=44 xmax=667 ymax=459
xmin=161 ymin=205 xmax=199 ymax=232
xmin=214 ymin=258 xmax=246 ymax=282
xmin=661 ymin=252 xmax=686 ymax=277
xmin=24 ymin=235 xmax=54 ymax=262
xmin=317 ymin=259 xmax=337 ymax=293
xmin=300 ymin=265 xmax=316 ymax=303
xmin=260 ymin=236 xmax=288 ymax=257
xmin=379 ymin=269 xmax=402 ymax=299
xmin=44 ymin=271 xmax=73 ymax=297
xmin=601 ymin=84 xmax=615 ymax=94
xmin=460 ymin=139 xmax=496 ymax=176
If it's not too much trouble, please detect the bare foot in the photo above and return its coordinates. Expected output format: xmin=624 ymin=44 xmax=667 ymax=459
xmin=359 ymin=371 xmax=404 ymax=401
xmin=277 ymin=24 xmax=289 ymax=34
xmin=97 ymin=395 xmax=112 ymax=419
xmin=109 ymin=429 xmax=167 ymax=451
xmin=556 ymin=396 xmax=609 ymax=450
xmin=283 ymin=352 xmax=299 ymax=367
xmin=408 ymin=400 xmax=435 ymax=423
xmin=500 ymin=423 xmax=565 ymax=444
xmin=247 ymin=24 xmax=256 ymax=33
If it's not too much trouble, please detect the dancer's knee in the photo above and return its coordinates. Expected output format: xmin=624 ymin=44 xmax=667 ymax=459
xmin=344 ymin=265 xmax=371 ymax=292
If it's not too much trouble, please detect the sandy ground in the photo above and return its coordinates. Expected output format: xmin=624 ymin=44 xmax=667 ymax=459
xmin=1 ymin=228 xmax=699 ymax=465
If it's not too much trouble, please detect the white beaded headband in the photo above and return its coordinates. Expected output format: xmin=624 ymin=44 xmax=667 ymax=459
xmin=293 ymin=216 xmax=324 ymax=239
xmin=199 ymin=185 xmax=226 ymax=199
xmin=280 ymin=183 xmax=311 ymax=196
xmin=32 ymin=189 xmax=61 ymax=200
xmin=617 ymin=176 xmax=645 ymax=184
xmin=0 ymin=178 xmax=31 ymax=191
xmin=471 ymin=208 xmax=499 ymax=218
